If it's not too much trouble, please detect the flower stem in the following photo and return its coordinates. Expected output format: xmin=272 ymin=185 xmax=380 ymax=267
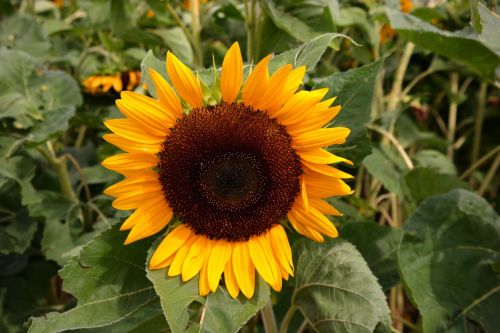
xmin=261 ymin=299 xmax=278 ymax=333
xmin=244 ymin=0 xmax=257 ymax=62
xmin=478 ymin=152 xmax=500 ymax=196
xmin=387 ymin=42 xmax=415 ymax=113
xmin=471 ymin=82 xmax=487 ymax=164
xmin=447 ymin=73 xmax=459 ymax=160
xmin=278 ymin=305 xmax=297 ymax=333
xmin=190 ymin=0 xmax=203 ymax=67
xmin=460 ymin=145 xmax=500 ymax=179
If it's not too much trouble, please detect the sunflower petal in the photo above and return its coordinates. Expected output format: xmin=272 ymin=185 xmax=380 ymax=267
xmin=169 ymin=235 xmax=197 ymax=276
xmin=207 ymin=240 xmax=231 ymax=292
xmin=221 ymin=42 xmax=243 ymax=103
xmin=299 ymin=148 xmax=353 ymax=165
xmin=293 ymin=127 xmax=351 ymax=150
xmin=288 ymin=211 xmax=325 ymax=243
xmin=124 ymin=200 xmax=173 ymax=244
xmin=302 ymin=160 xmax=353 ymax=179
xmin=232 ymin=242 xmax=255 ymax=298
xmin=101 ymin=153 xmax=158 ymax=175
xmin=242 ymin=55 xmax=271 ymax=107
xmin=150 ymin=225 xmax=193 ymax=269
xmin=269 ymin=225 xmax=294 ymax=276
xmin=309 ymin=198 xmax=342 ymax=216
xmin=253 ymin=64 xmax=292 ymax=111
xmin=148 ymin=68 xmax=183 ymax=118
xmin=248 ymin=233 xmax=282 ymax=291
xmin=224 ymin=256 xmax=240 ymax=298
xmin=104 ymin=119 xmax=165 ymax=144
xmin=103 ymin=134 xmax=161 ymax=154
xmin=166 ymin=51 xmax=203 ymax=108
xmin=199 ymin=259 xmax=211 ymax=296
xmin=182 ymin=236 xmax=209 ymax=281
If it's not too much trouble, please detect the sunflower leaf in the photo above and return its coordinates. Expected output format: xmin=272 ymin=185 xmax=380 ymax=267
xmin=316 ymin=57 xmax=385 ymax=165
xmin=146 ymin=237 xmax=270 ymax=333
xmin=293 ymin=238 xmax=392 ymax=333
xmin=27 ymin=225 xmax=157 ymax=333
xmin=398 ymin=189 xmax=500 ymax=333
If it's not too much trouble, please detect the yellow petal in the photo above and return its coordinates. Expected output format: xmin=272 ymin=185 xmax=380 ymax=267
xmin=253 ymin=64 xmax=292 ymax=111
xmin=288 ymin=211 xmax=325 ymax=243
xmin=232 ymin=242 xmax=255 ymax=298
xmin=166 ymin=51 xmax=203 ymax=108
xmin=269 ymin=225 xmax=294 ymax=276
xmin=150 ymin=225 xmax=193 ymax=269
xmin=104 ymin=171 xmax=158 ymax=197
xmin=103 ymin=134 xmax=161 ymax=154
xmin=286 ymin=105 xmax=341 ymax=136
xmin=224 ymin=256 xmax=240 ymax=299
xmin=292 ymin=201 xmax=339 ymax=238
xmin=104 ymin=118 xmax=165 ymax=144
xmin=302 ymin=160 xmax=353 ymax=179
xmin=112 ymin=75 xmax=123 ymax=92
xmin=101 ymin=152 xmax=158 ymax=175
xmin=242 ymin=55 xmax=271 ymax=107
xmin=273 ymin=89 xmax=329 ymax=124
xmin=300 ymin=177 xmax=309 ymax=212
xmin=299 ymin=148 xmax=353 ymax=165
xmin=266 ymin=66 xmax=306 ymax=115
xmin=182 ymin=236 xmax=209 ymax=281
xmin=303 ymin=172 xmax=353 ymax=198
xmin=112 ymin=189 xmax=162 ymax=210
xmin=199 ymin=259 xmax=211 ymax=296
xmin=124 ymin=199 xmax=173 ymax=244
xmin=118 ymin=92 xmax=175 ymax=136
xmin=148 ymin=68 xmax=183 ymax=119
xmin=221 ymin=42 xmax=243 ymax=103
xmin=169 ymin=235 xmax=197 ymax=277
xmin=293 ymin=127 xmax=351 ymax=150
xmin=207 ymin=240 xmax=231 ymax=292
xmin=309 ymin=198 xmax=342 ymax=216
xmin=248 ymin=233 xmax=282 ymax=291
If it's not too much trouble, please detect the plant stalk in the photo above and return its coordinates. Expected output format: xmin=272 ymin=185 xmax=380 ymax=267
xmin=471 ymin=82 xmax=487 ymax=164
xmin=261 ymin=300 xmax=278 ymax=333
xmin=190 ymin=0 xmax=203 ymax=67
xmin=387 ymin=42 xmax=415 ymax=114
xmin=278 ymin=305 xmax=297 ymax=333
xmin=478 ymin=152 xmax=500 ymax=196
xmin=447 ymin=73 xmax=459 ymax=160
xmin=460 ymin=145 xmax=500 ymax=179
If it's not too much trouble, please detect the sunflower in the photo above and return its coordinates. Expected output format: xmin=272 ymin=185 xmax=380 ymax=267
xmin=102 ymin=43 xmax=353 ymax=298
xmin=83 ymin=71 xmax=142 ymax=95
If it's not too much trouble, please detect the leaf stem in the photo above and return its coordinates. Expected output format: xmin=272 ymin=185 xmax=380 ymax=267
xmin=367 ymin=125 xmax=414 ymax=170
xmin=446 ymin=73 xmax=459 ymax=160
xmin=190 ymin=0 xmax=203 ymax=67
xmin=471 ymin=82 xmax=487 ymax=164
xmin=278 ymin=305 xmax=297 ymax=333
xmin=478 ymin=151 xmax=500 ymax=196
xmin=165 ymin=3 xmax=197 ymax=53
xmin=261 ymin=299 xmax=278 ymax=333
xmin=460 ymin=145 xmax=500 ymax=179
xmin=244 ymin=0 xmax=257 ymax=62
xmin=391 ymin=314 xmax=421 ymax=332
xmin=387 ymin=42 xmax=415 ymax=113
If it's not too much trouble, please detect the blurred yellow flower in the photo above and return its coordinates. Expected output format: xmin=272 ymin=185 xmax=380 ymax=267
xmin=83 ymin=71 xmax=141 ymax=95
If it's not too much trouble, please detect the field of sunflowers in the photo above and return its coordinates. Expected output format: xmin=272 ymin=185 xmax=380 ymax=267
xmin=1 ymin=0 xmax=499 ymax=332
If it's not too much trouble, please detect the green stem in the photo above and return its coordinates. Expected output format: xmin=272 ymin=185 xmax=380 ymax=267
xmin=278 ymin=305 xmax=297 ymax=333
xmin=166 ymin=4 xmax=197 ymax=52
xmin=244 ymin=0 xmax=257 ymax=62
xmin=387 ymin=42 xmax=415 ymax=114
xmin=471 ymin=82 xmax=488 ymax=164
xmin=478 ymin=152 xmax=500 ymax=196
xmin=447 ymin=73 xmax=459 ymax=160
xmin=460 ymin=145 xmax=500 ymax=179
xmin=190 ymin=0 xmax=203 ymax=67
xmin=261 ymin=300 xmax=278 ymax=333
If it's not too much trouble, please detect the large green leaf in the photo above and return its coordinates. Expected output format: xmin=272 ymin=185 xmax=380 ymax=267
xmin=146 ymin=237 xmax=270 ymax=333
xmin=152 ymin=27 xmax=193 ymax=65
xmin=0 ymin=49 xmax=82 ymax=141
xmin=293 ymin=239 xmax=391 ymax=333
xmin=363 ymin=146 xmax=405 ymax=197
xmin=315 ymin=58 xmax=385 ymax=164
xmin=399 ymin=189 xmax=500 ymax=333
xmin=477 ymin=3 xmax=500 ymax=57
xmin=0 ymin=14 xmax=50 ymax=58
xmin=28 ymin=225 xmax=157 ymax=333
xmin=387 ymin=9 xmax=500 ymax=81
xmin=0 ymin=209 xmax=37 ymax=255
xmin=341 ymin=222 xmax=403 ymax=290
xmin=269 ymin=33 xmax=352 ymax=73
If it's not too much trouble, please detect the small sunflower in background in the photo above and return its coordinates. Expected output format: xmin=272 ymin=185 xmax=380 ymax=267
xmin=83 ymin=70 xmax=141 ymax=95
xmin=102 ymin=43 xmax=353 ymax=298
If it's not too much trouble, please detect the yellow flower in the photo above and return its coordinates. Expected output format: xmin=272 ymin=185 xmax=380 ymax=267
xmin=102 ymin=43 xmax=353 ymax=298
xmin=400 ymin=0 xmax=413 ymax=13
xmin=83 ymin=71 xmax=141 ymax=95
xmin=53 ymin=0 xmax=64 ymax=9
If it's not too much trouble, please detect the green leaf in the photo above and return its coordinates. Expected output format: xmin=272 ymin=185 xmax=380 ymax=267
xmin=152 ymin=27 xmax=194 ymax=64
xmin=293 ymin=239 xmax=391 ymax=333
xmin=140 ymin=50 xmax=168 ymax=99
xmin=269 ymin=33 xmax=353 ymax=73
xmin=403 ymin=167 xmax=470 ymax=206
xmin=387 ymin=9 xmax=500 ymax=81
xmin=363 ymin=146 xmax=405 ymax=196
xmin=477 ymin=3 xmax=500 ymax=57
xmin=412 ymin=149 xmax=457 ymax=175
xmin=0 ymin=14 xmax=50 ymax=58
xmin=110 ymin=0 xmax=133 ymax=35
xmin=337 ymin=7 xmax=378 ymax=46
xmin=146 ymin=237 xmax=270 ymax=333
xmin=315 ymin=57 xmax=385 ymax=165
xmin=0 ymin=49 xmax=82 ymax=141
xmin=28 ymin=225 xmax=157 ymax=333
xmin=398 ymin=189 xmax=500 ymax=333
xmin=341 ymin=222 xmax=403 ymax=290
xmin=0 ymin=209 xmax=37 ymax=255
xmin=0 ymin=155 xmax=40 ymax=207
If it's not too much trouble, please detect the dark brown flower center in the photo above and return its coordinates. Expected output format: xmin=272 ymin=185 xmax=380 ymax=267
xmin=158 ymin=102 xmax=302 ymax=242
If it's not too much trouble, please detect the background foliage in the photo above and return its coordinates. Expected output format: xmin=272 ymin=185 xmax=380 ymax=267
xmin=0 ymin=0 xmax=499 ymax=333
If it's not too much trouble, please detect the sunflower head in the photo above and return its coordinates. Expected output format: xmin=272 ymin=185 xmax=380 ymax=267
xmin=102 ymin=42 xmax=353 ymax=299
